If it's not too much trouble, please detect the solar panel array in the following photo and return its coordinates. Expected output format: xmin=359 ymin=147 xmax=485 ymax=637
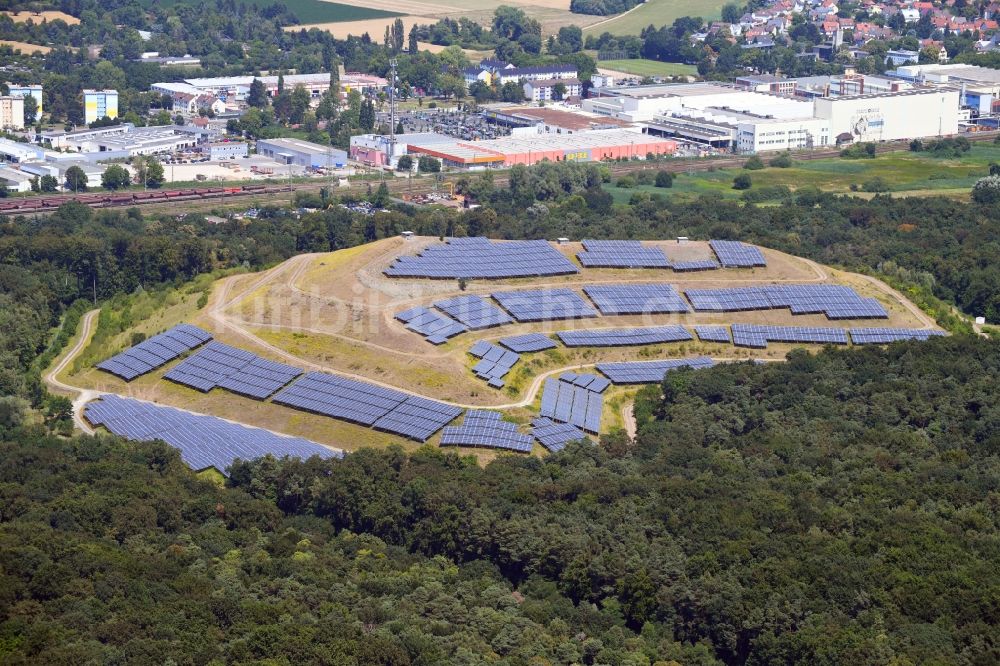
xmin=499 ymin=333 xmax=557 ymax=353
xmin=469 ymin=342 xmax=520 ymax=388
xmin=685 ymin=285 xmax=888 ymax=319
xmin=97 ymin=324 xmax=212 ymax=381
xmin=440 ymin=410 xmax=533 ymax=452
xmin=272 ymin=372 xmax=461 ymax=441
xmin=577 ymin=240 xmax=671 ymax=268
xmin=531 ymin=417 xmax=590 ymax=453
xmin=492 ymin=288 xmax=598 ymax=322
xmin=556 ymin=325 xmax=692 ymax=347
xmin=434 ymin=295 xmax=512 ymax=329
xmin=850 ymin=328 xmax=947 ymax=344
xmin=163 ymin=341 xmax=302 ymax=399
xmin=672 ymin=259 xmax=721 ymax=272
xmin=539 ymin=372 xmax=607 ymax=433
xmin=694 ymin=325 xmax=731 ymax=343
xmin=709 ymin=240 xmax=767 ymax=267
xmin=732 ymin=324 xmax=849 ymax=349
xmin=84 ymin=395 xmax=338 ymax=475
xmin=396 ymin=306 xmax=467 ymax=345
xmin=385 ymin=237 xmax=578 ymax=279
xmin=583 ymin=284 xmax=690 ymax=315
xmin=596 ymin=356 xmax=715 ymax=384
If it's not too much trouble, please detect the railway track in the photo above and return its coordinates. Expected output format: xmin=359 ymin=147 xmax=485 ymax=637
xmin=3 ymin=131 xmax=996 ymax=217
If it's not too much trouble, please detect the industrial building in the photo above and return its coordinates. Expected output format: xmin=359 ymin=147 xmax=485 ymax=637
xmin=0 ymin=165 xmax=33 ymax=192
xmin=83 ymin=89 xmax=118 ymax=124
xmin=153 ymin=72 xmax=386 ymax=106
xmin=256 ymin=138 xmax=347 ymax=168
xmin=587 ymin=81 xmax=962 ymax=153
xmin=7 ymin=84 xmax=42 ymax=113
xmin=349 ymin=132 xmax=453 ymax=167
xmin=483 ymin=105 xmax=635 ymax=135
xmin=203 ymin=142 xmax=249 ymax=160
xmin=405 ymin=129 xmax=677 ymax=169
xmin=0 ymin=97 xmax=25 ymax=130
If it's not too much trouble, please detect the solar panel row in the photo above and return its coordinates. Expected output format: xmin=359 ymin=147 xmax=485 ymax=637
xmin=396 ymin=306 xmax=467 ymax=345
xmin=434 ymin=294 xmax=512 ymax=329
xmin=498 ymin=333 xmax=557 ymax=353
xmin=385 ymin=237 xmax=578 ymax=279
xmin=556 ymin=325 xmax=692 ymax=348
xmin=694 ymin=325 xmax=731 ymax=343
xmin=596 ymin=357 xmax=715 ymax=384
xmin=583 ymin=284 xmax=689 ymax=315
xmin=685 ymin=285 xmax=889 ymax=320
xmin=97 ymin=324 xmax=212 ymax=381
xmin=272 ymin=372 xmax=460 ymax=441
xmin=440 ymin=410 xmax=533 ymax=452
xmin=539 ymin=374 xmax=605 ymax=433
xmin=531 ymin=417 xmax=590 ymax=453
xmin=731 ymin=324 xmax=850 ymax=349
xmin=577 ymin=239 xmax=671 ymax=269
xmin=84 ymin=394 xmax=339 ymax=475
xmin=849 ymin=328 xmax=946 ymax=344
xmin=709 ymin=240 xmax=767 ymax=267
xmin=492 ymin=288 xmax=598 ymax=322
xmin=469 ymin=342 xmax=520 ymax=388
xmin=164 ymin=341 xmax=302 ymax=399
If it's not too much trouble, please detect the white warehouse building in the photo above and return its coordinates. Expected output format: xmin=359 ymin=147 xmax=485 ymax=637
xmin=814 ymin=89 xmax=961 ymax=144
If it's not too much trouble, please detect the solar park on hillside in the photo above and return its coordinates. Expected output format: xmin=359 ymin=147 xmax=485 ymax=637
xmin=85 ymin=237 xmax=948 ymax=471
xmin=85 ymin=395 xmax=339 ymax=475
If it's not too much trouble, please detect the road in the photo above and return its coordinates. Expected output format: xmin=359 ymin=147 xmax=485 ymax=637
xmin=43 ymin=308 xmax=101 ymax=435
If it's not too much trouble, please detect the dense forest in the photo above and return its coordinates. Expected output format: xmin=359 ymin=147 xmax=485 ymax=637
xmin=2 ymin=336 xmax=998 ymax=663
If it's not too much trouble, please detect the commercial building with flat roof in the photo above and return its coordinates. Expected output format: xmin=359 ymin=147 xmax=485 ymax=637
xmin=256 ymin=138 xmax=347 ymax=168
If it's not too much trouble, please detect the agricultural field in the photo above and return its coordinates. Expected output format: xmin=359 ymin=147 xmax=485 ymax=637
xmin=61 ymin=234 xmax=937 ymax=464
xmin=0 ymin=39 xmax=51 ymax=53
xmin=610 ymin=143 xmax=1000 ymax=203
xmin=1 ymin=10 xmax=79 ymax=24
xmin=597 ymin=58 xmax=697 ymax=77
xmin=293 ymin=0 xmax=604 ymax=38
xmin=142 ymin=0 xmax=400 ymax=23
xmin=583 ymin=0 xmax=727 ymax=35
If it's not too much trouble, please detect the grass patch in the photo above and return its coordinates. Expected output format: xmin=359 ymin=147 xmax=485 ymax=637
xmin=141 ymin=0 xmax=400 ymax=24
xmin=584 ymin=0 xmax=727 ymax=35
xmin=598 ymin=59 xmax=697 ymax=77
xmin=611 ymin=143 xmax=1000 ymax=203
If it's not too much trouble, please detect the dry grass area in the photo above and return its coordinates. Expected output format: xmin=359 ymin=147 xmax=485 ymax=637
xmin=67 ymin=236 xmax=939 ymax=457
xmin=295 ymin=0 xmax=602 ymax=38
xmin=0 ymin=39 xmax=51 ymax=54
xmin=1 ymin=10 xmax=79 ymax=24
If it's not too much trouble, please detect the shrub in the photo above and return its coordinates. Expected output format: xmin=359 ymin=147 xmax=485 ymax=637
xmin=655 ymin=171 xmax=674 ymax=188
xmin=396 ymin=155 xmax=413 ymax=171
xmin=616 ymin=175 xmax=636 ymax=189
xmin=972 ymin=175 xmax=1000 ymax=204
xmin=862 ymin=177 xmax=889 ymax=193
xmin=417 ymin=155 xmax=441 ymax=173
xmin=769 ymin=152 xmax=792 ymax=168
xmin=733 ymin=173 xmax=752 ymax=190
xmin=744 ymin=155 xmax=765 ymax=170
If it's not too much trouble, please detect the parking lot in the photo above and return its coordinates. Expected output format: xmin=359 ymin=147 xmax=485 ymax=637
xmin=383 ymin=109 xmax=511 ymax=141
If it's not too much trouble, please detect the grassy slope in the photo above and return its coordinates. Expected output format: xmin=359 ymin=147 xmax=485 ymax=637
xmin=584 ymin=0 xmax=727 ymax=35
xmin=142 ymin=0 xmax=400 ymax=23
xmin=598 ymin=58 xmax=698 ymax=76
xmin=609 ymin=144 xmax=1000 ymax=203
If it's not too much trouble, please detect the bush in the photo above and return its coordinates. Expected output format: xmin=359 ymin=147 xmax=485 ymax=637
xmin=862 ymin=177 xmax=889 ymax=193
xmin=635 ymin=170 xmax=655 ymax=185
xmin=841 ymin=142 xmax=877 ymax=159
xmin=743 ymin=155 xmax=765 ymax=170
xmin=616 ymin=175 xmax=636 ymax=189
xmin=417 ymin=155 xmax=441 ymax=173
xmin=733 ymin=173 xmax=752 ymax=190
xmin=971 ymin=175 xmax=1000 ymax=204
xmin=769 ymin=152 xmax=792 ymax=168
xmin=396 ymin=155 xmax=413 ymax=171
xmin=655 ymin=171 xmax=674 ymax=188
